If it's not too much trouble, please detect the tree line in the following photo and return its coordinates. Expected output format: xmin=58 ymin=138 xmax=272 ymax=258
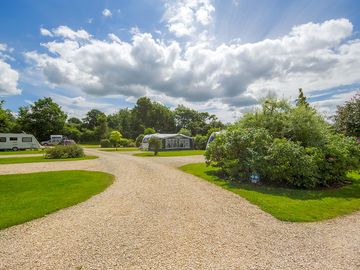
xmin=0 ymin=97 xmax=224 ymax=144
xmin=1 ymin=90 xmax=358 ymax=146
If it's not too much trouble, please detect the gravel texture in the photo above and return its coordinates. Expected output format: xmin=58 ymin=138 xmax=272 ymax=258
xmin=0 ymin=149 xmax=359 ymax=270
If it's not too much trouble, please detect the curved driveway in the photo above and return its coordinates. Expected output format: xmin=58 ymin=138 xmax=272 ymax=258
xmin=0 ymin=149 xmax=359 ymax=269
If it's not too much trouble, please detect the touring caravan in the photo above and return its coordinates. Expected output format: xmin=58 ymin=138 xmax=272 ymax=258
xmin=0 ymin=133 xmax=42 ymax=151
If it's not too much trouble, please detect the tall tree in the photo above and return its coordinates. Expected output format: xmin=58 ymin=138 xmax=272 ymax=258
xmin=334 ymin=92 xmax=360 ymax=137
xmin=107 ymin=108 xmax=133 ymax=138
xmin=82 ymin=109 xmax=106 ymax=129
xmin=0 ymin=100 xmax=16 ymax=132
xmin=295 ymin=88 xmax=309 ymax=107
xmin=174 ymin=105 xmax=223 ymax=135
xmin=17 ymin=97 xmax=67 ymax=140
xmin=131 ymin=97 xmax=176 ymax=137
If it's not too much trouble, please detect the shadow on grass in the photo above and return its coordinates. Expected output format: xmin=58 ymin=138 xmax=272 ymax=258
xmin=204 ymin=168 xmax=360 ymax=201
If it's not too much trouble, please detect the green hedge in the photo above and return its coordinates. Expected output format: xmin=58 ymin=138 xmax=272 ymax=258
xmin=45 ymin=145 xmax=85 ymax=159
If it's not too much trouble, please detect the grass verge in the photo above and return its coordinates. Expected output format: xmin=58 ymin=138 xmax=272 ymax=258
xmin=0 ymin=150 xmax=45 ymax=155
xmin=180 ymin=162 xmax=360 ymax=222
xmin=0 ymin=155 xmax=97 ymax=165
xmin=134 ymin=150 xmax=205 ymax=157
xmin=100 ymin=147 xmax=138 ymax=152
xmin=0 ymin=170 xmax=114 ymax=229
xmin=79 ymin=144 xmax=100 ymax=148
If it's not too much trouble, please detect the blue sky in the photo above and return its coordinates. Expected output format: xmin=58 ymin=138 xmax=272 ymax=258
xmin=0 ymin=0 xmax=359 ymax=121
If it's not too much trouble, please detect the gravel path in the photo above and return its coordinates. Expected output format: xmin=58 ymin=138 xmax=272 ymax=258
xmin=0 ymin=149 xmax=359 ymax=270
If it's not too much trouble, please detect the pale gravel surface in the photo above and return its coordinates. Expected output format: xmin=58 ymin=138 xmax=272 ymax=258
xmin=0 ymin=149 xmax=359 ymax=270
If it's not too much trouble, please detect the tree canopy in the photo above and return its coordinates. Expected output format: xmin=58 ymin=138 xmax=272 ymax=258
xmin=334 ymin=92 xmax=360 ymax=137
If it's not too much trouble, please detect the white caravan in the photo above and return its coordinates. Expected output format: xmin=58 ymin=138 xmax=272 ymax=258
xmin=0 ymin=133 xmax=42 ymax=151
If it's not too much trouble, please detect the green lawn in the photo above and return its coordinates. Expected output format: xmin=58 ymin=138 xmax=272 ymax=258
xmin=0 ymin=150 xmax=45 ymax=155
xmin=79 ymin=144 xmax=100 ymax=148
xmin=0 ymin=155 xmax=97 ymax=165
xmin=100 ymin=147 xmax=138 ymax=152
xmin=180 ymin=163 xmax=360 ymax=222
xmin=134 ymin=150 xmax=205 ymax=157
xmin=0 ymin=170 xmax=114 ymax=229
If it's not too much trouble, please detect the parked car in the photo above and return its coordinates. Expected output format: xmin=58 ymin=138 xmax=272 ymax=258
xmin=57 ymin=139 xmax=76 ymax=146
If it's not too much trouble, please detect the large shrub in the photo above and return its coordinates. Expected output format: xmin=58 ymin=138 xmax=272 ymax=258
xmin=206 ymin=127 xmax=272 ymax=180
xmin=100 ymin=139 xmax=112 ymax=148
xmin=45 ymin=145 xmax=84 ymax=159
xmin=118 ymin=138 xmax=135 ymax=147
xmin=263 ymin=139 xmax=319 ymax=188
xmin=206 ymin=98 xmax=360 ymax=189
xmin=194 ymin=135 xmax=208 ymax=150
xmin=135 ymin=134 xmax=144 ymax=147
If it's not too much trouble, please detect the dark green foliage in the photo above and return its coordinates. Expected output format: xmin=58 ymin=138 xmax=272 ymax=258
xmin=45 ymin=145 xmax=84 ymax=159
xmin=17 ymin=97 xmax=67 ymax=141
xmin=174 ymin=105 xmax=224 ymax=136
xmin=63 ymin=124 xmax=81 ymax=142
xmin=135 ymin=134 xmax=144 ymax=147
xmin=100 ymin=139 xmax=112 ymax=148
xmin=334 ymin=92 xmax=360 ymax=137
xmin=263 ymin=139 xmax=319 ymax=188
xmin=295 ymin=88 xmax=309 ymax=107
xmin=118 ymin=138 xmax=135 ymax=147
xmin=194 ymin=135 xmax=208 ymax=150
xmin=82 ymin=109 xmax=105 ymax=129
xmin=206 ymin=98 xmax=360 ymax=189
xmin=148 ymin=136 xmax=161 ymax=156
xmin=0 ymin=100 xmax=16 ymax=132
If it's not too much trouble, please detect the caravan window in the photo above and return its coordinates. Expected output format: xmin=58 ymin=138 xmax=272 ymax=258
xmin=9 ymin=137 xmax=18 ymax=141
xmin=22 ymin=137 xmax=32 ymax=142
xmin=0 ymin=137 xmax=6 ymax=142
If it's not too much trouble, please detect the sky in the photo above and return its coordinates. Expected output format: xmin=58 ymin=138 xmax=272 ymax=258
xmin=0 ymin=0 xmax=360 ymax=122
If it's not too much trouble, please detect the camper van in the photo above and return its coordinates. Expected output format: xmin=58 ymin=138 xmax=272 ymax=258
xmin=41 ymin=135 xmax=63 ymax=146
xmin=0 ymin=133 xmax=42 ymax=151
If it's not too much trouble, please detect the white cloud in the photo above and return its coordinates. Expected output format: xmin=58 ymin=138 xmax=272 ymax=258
xmin=0 ymin=43 xmax=20 ymax=95
xmin=52 ymin=26 xmax=91 ymax=40
xmin=311 ymin=89 xmax=360 ymax=118
xmin=163 ymin=0 xmax=215 ymax=37
xmin=40 ymin=27 xmax=53 ymax=37
xmin=51 ymin=94 xmax=117 ymax=118
xmin=24 ymin=18 xmax=360 ymax=120
xmin=102 ymin=9 xmax=112 ymax=17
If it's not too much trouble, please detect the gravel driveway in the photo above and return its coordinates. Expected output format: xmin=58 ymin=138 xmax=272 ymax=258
xmin=0 ymin=149 xmax=359 ymax=270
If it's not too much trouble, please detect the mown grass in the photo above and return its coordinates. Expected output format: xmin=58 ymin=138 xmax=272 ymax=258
xmin=0 ymin=170 xmax=114 ymax=229
xmin=180 ymin=162 xmax=360 ymax=222
xmin=134 ymin=150 xmax=205 ymax=157
xmin=79 ymin=144 xmax=100 ymax=148
xmin=100 ymin=147 xmax=138 ymax=152
xmin=0 ymin=155 xmax=97 ymax=165
xmin=0 ymin=149 xmax=45 ymax=155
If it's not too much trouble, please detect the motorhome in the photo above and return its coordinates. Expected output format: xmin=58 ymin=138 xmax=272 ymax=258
xmin=0 ymin=133 xmax=42 ymax=151
xmin=41 ymin=135 xmax=63 ymax=146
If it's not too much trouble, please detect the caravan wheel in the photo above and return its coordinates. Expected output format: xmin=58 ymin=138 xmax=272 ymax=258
xmin=12 ymin=147 xmax=19 ymax=151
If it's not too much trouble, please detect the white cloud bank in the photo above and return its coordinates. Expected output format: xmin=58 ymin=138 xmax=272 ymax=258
xmin=25 ymin=18 xmax=360 ymax=115
xmin=163 ymin=0 xmax=215 ymax=37
xmin=0 ymin=43 xmax=20 ymax=95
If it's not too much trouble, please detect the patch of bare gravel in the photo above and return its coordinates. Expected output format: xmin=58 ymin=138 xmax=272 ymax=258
xmin=0 ymin=149 xmax=359 ymax=270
